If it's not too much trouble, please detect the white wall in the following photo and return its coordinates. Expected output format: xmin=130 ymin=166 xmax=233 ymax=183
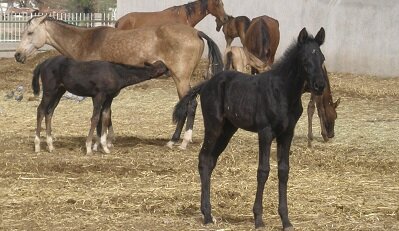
xmin=117 ymin=0 xmax=399 ymax=77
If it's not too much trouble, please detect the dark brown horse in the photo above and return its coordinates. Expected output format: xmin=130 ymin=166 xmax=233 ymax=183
xmin=306 ymin=65 xmax=340 ymax=147
xmin=115 ymin=0 xmax=228 ymax=30
xmin=244 ymin=15 xmax=280 ymax=74
xmin=32 ymin=56 xmax=168 ymax=154
xmin=14 ymin=15 xmax=223 ymax=150
xmin=173 ymin=28 xmax=327 ymax=230
xmin=215 ymin=15 xmax=251 ymax=49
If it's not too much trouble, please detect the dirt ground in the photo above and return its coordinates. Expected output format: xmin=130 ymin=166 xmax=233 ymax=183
xmin=0 ymin=51 xmax=398 ymax=230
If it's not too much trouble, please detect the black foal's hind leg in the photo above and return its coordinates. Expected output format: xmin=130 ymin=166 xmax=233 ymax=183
xmin=199 ymin=121 xmax=237 ymax=224
xmin=253 ymin=127 xmax=273 ymax=228
xmin=276 ymin=130 xmax=295 ymax=231
xmin=179 ymin=98 xmax=197 ymax=150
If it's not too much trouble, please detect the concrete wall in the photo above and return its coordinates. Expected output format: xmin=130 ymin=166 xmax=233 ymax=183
xmin=117 ymin=0 xmax=399 ymax=77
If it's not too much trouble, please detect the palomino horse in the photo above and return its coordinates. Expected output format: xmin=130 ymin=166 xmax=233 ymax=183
xmin=115 ymin=0 xmax=229 ymax=30
xmin=32 ymin=56 xmax=168 ymax=154
xmin=306 ymin=65 xmax=340 ymax=147
xmin=244 ymin=15 xmax=280 ymax=74
xmin=173 ymin=28 xmax=327 ymax=230
xmin=15 ymin=15 xmax=223 ymax=150
xmin=215 ymin=15 xmax=251 ymax=49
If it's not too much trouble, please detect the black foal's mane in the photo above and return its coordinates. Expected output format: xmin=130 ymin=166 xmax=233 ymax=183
xmin=269 ymin=35 xmax=316 ymax=76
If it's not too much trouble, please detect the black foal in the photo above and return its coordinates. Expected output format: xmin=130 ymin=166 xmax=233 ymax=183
xmin=173 ymin=28 xmax=327 ymax=230
xmin=32 ymin=55 xmax=168 ymax=154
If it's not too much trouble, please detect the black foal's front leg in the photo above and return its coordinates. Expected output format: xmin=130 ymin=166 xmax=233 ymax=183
xmin=276 ymin=130 xmax=295 ymax=231
xmin=253 ymin=127 xmax=273 ymax=228
xmin=199 ymin=122 xmax=237 ymax=224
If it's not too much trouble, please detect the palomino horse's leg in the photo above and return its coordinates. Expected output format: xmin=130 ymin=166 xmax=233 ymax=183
xmin=307 ymin=93 xmax=316 ymax=147
xmin=87 ymin=95 xmax=105 ymax=155
xmin=276 ymin=131 xmax=294 ymax=231
xmin=253 ymin=127 xmax=273 ymax=228
xmin=167 ymin=80 xmax=192 ymax=149
xmin=200 ymin=121 xmax=237 ymax=224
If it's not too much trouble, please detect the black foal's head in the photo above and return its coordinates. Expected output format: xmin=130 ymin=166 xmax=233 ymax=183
xmin=297 ymin=27 xmax=326 ymax=95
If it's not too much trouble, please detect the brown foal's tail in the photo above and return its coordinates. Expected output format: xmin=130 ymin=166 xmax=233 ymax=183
xmin=197 ymin=31 xmax=224 ymax=77
xmin=173 ymin=81 xmax=206 ymax=125
xmin=32 ymin=62 xmax=42 ymax=96
xmin=225 ymin=51 xmax=233 ymax=70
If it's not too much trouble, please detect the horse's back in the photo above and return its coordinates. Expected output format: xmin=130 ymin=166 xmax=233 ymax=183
xmin=244 ymin=15 xmax=280 ymax=67
xmin=116 ymin=11 xmax=187 ymax=30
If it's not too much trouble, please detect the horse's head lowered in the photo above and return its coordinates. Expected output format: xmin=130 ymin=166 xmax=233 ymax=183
xmin=298 ymin=27 xmax=326 ymax=95
xmin=15 ymin=15 xmax=47 ymax=63
xmin=207 ymin=0 xmax=229 ymax=24
xmin=215 ymin=14 xmax=233 ymax=32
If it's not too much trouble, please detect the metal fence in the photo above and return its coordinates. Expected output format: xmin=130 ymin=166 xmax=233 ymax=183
xmin=0 ymin=12 xmax=116 ymax=42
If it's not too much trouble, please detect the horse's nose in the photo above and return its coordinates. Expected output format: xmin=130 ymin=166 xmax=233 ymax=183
xmin=14 ymin=52 xmax=21 ymax=62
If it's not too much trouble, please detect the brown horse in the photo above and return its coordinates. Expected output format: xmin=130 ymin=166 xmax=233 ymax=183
xmin=115 ymin=0 xmax=229 ymax=30
xmin=14 ymin=15 xmax=223 ymax=150
xmin=215 ymin=15 xmax=251 ymax=49
xmin=243 ymin=15 xmax=280 ymax=74
xmin=306 ymin=65 xmax=340 ymax=147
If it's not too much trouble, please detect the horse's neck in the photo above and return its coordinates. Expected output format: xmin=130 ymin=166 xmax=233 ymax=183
xmin=45 ymin=22 xmax=87 ymax=59
xmin=184 ymin=1 xmax=208 ymax=26
xmin=274 ymin=64 xmax=305 ymax=106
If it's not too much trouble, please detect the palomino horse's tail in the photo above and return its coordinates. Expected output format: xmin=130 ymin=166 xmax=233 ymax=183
xmin=173 ymin=81 xmax=206 ymax=125
xmin=197 ymin=31 xmax=223 ymax=78
xmin=32 ymin=61 xmax=42 ymax=96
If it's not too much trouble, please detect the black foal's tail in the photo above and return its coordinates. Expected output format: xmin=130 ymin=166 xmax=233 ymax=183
xmin=32 ymin=62 xmax=42 ymax=96
xmin=173 ymin=82 xmax=206 ymax=124
xmin=198 ymin=31 xmax=224 ymax=78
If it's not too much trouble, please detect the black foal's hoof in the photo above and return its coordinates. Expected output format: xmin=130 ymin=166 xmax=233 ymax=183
xmin=255 ymin=221 xmax=265 ymax=229
xmin=283 ymin=226 xmax=294 ymax=231
xmin=203 ymin=216 xmax=214 ymax=225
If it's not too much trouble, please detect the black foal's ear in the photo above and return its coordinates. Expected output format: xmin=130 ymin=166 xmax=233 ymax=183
xmin=315 ymin=27 xmax=325 ymax=46
xmin=298 ymin=27 xmax=308 ymax=44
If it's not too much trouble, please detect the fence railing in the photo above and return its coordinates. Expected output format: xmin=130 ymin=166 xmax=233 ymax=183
xmin=0 ymin=12 xmax=116 ymax=42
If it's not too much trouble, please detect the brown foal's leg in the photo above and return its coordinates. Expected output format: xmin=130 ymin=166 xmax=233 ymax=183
xmin=307 ymin=93 xmax=316 ymax=147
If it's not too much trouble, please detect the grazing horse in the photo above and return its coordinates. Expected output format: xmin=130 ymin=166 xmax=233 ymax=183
xmin=215 ymin=15 xmax=251 ymax=49
xmin=32 ymin=56 xmax=168 ymax=154
xmin=173 ymin=28 xmax=327 ymax=230
xmin=244 ymin=15 xmax=280 ymax=74
xmin=115 ymin=0 xmax=229 ymax=30
xmin=14 ymin=15 xmax=223 ymax=150
xmin=306 ymin=65 xmax=340 ymax=147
